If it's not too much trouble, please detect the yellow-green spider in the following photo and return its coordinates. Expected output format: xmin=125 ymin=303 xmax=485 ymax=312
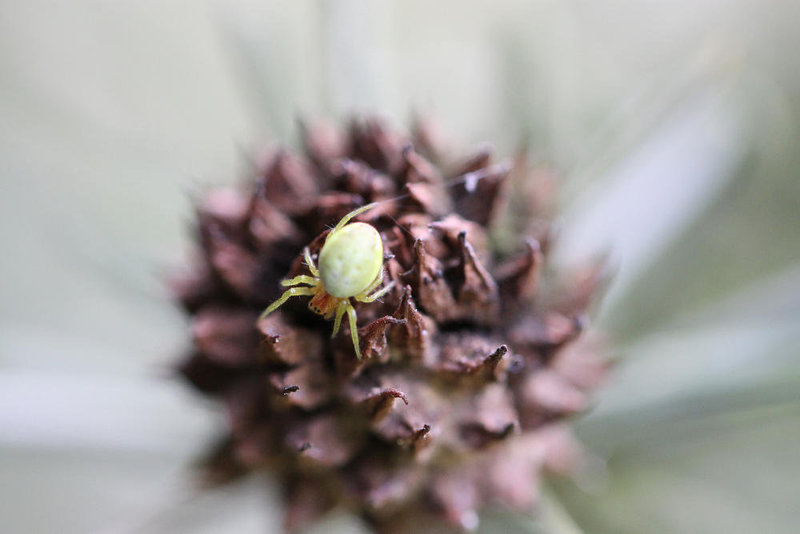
xmin=258 ymin=203 xmax=395 ymax=359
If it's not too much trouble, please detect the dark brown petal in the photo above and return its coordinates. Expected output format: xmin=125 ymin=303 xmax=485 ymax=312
xmin=412 ymin=239 xmax=458 ymax=323
xmin=350 ymin=117 xmax=408 ymax=175
xmin=258 ymin=314 xmax=324 ymax=367
xmin=222 ymin=378 xmax=268 ymax=437
xmin=428 ymin=214 xmax=491 ymax=266
xmin=478 ymin=433 xmax=545 ymax=511
xmin=526 ymin=218 xmax=556 ymax=254
xmin=372 ymin=403 xmax=434 ymax=450
xmin=451 ymin=162 xmax=511 ymax=226
xmin=494 ymin=237 xmax=543 ymax=305
xmin=197 ymin=188 xmax=251 ymax=234
xmin=458 ymin=384 xmax=519 ymax=449
xmin=283 ymin=476 xmax=337 ymax=533
xmin=549 ymin=261 xmax=610 ymax=316
xmin=509 ymin=313 xmax=583 ymax=359
xmin=196 ymin=437 xmax=250 ymax=487
xmin=536 ymin=424 xmax=584 ymax=476
xmin=428 ymin=469 xmax=481 ymax=531
xmin=201 ymin=222 xmax=262 ymax=300
xmin=285 ymin=414 xmax=361 ymax=468
xmin=551 ymin=333 xmax=609 ymax=390
xmin=299 ymin=118 xmax=349 ymax=175
xmin=177 ymin=353 xmax=242 ymax=394
xmin=192 ymin=307 xmax=260 ymax=366
xmin=346 ymin=385 xmax=408 ymax=422
xmin=234 ymin=422 xmax=276 ymax=467
xmin=452 ymin=232 xmax=500 ymax=325
xmin=516 ymin=369 xmax=587 ymax=425
xmin=450 ymin=144 xmax=492 ymax=177
xmin=388 ymin=286 xmax=437 ymax=365
xmin=247 ymin=193 xmax=301 ymax=250
xmin=257 ymin=149 xmax=318 ymax=215
xmin=394 ymin=214 xmax=449 ymax=260
xmin=358 ymin=315 xmax=407 ymax=362
xmin=269 ymin=360 xmax=332 ymax=410
xmin=402 ymin=182 xmax=451 ymax=218
xmin=169 ymin=258 xmax=224 ymax=313
xmin=348 ymin=456 xmax=425 ymax=512
xmin=398 ymin=146 xmax=442 ymax=185
xmin=331 ymin=159 xmax=381 ymax=198
xmin=436 ymin=334 xmax=508 ymax=382
xmin=369 ymin=375 xmax=441 ymax=451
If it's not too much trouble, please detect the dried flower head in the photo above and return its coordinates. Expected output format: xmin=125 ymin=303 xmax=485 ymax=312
xmin=173 ymin=116 xmax=608 ymax=533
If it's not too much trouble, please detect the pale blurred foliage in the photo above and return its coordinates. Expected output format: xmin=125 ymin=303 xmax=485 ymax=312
xmin=1 ymin=1 xmax=799 ymax=533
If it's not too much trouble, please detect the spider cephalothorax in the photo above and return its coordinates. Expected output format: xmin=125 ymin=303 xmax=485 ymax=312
xmin=260 ymin=202 xmax=395 ymax=359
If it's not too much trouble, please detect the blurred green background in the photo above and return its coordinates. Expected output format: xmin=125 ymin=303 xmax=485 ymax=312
xmin=1 ymin=1 xmax=799 ymax=533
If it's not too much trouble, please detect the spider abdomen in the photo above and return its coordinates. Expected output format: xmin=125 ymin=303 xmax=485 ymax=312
xmin=319 ymin=222 xmax=383 ymax=298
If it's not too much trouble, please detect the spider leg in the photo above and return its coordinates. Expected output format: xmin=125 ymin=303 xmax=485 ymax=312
xmin=303 ymin=247 xmax=320 ymax=277
xmin=359 ymin=281 xmax=396 ymax=303
xmin=354 ymin=264 xmax=394 ymax=304
xmin=345 ymin=302 xmax=362 ymax=359
xmin=331 ymin=300 xmax=347 ymax=337
xmin=328 ymin=202 xmax=379 ymax=237
xmin=281 ymin=275 xmax=319 ymax=287
xmin=258 ymin=286 xmax=317 ymax=321
xmin=360 ymin=265 xmax=385 ymax=295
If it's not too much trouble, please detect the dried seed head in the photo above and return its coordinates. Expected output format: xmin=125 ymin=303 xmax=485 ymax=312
xmin=173 ymin=116 xmax=608 ymax=533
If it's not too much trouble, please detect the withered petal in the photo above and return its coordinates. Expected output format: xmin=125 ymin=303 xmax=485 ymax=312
xmin=428 ymin=213 xmax=491 ymax=265
xmin=412 ymin=239 xmax=459 ymax=323
xmin=350 ymin=117 xmax=408 ymax=175
xmin=283 ymin=476 xmax=337 ymax=533
xmin=428 ymin=469 xmax=481 ymax=531
xmin=247 ymin=192 xmax=301 ymax=249
xmin=519 ymin=369 xmax=588 ymax=417
xmin=202 ymin=222 xmax=262 ymax=300
xmin=402 ymin=182 xmax=451 ymax=217
xmin=348 ymin=456 xmax=425 ymax=512
xmin=258 ymin=149 xmax=318 ymax=215
xmin=192 ymin=307 xmax=260 ymax=366
xmin=258 ymin=314 xmax=324 ymax=367
xmin=478 ymin=433 xmax=546 ymax=511
xmin=495 ymin=237 xmax=543 ymax=304
xmin=285 ymin=415 xmax=360 ymax=468
xmin=398 ymin=146 xmax=442 ymax=185
xmin=358 ymin=315 xmax=407 ymax=362
xmin=269 ymin=361 xmax=332 ymax=410
xmin=458 ymin=384 xmax=519 ymax=449
xmin=388 ymin=286 xmax=437 ymax=365
xmin=509 ymin=312 xmax=584 ymax=359
xmin=451 ymin=162 xmax=511 ymax=226
xmin=369 ymin=374 xmax=441 ymax=449
xmin=299 ymin=118 xmax=349 ymax=175
xmin=450 ymin=144 xmax=492 ymax=177
xmin=452 ymin=231 xmax=500 ymax=325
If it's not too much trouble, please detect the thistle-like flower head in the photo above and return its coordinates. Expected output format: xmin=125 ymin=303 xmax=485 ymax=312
xmin=174 ymin=116 xmax=608 ymax=533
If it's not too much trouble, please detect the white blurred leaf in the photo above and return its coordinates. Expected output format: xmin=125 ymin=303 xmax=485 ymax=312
xmin=556 ymin=85 xmax=744 ymax=318
xmin=556 ymin=403 xmax=800 ymax=534
xmin=0 ymin=371 xmax=217 ymax=453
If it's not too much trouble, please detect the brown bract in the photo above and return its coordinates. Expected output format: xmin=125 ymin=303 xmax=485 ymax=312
xmin=172 ymin=116 xmax=608 ymax=533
